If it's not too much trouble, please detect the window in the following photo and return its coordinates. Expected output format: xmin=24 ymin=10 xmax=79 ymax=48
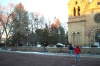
xmin=75 ymin=1 xmax=77 ymax=4
xmin=97 ymin=2 xmax=100 ymax=5
xmin=73 ymin=7 xmax=76 ymax=16
xmin=78 ymin=6 xmax=80 ymax=16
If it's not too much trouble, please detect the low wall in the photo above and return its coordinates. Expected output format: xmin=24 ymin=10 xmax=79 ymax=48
xmin=10 ymin=47 xmax=68 ymax=53
xmin=4 ymin=46 xmax=100 ymax=54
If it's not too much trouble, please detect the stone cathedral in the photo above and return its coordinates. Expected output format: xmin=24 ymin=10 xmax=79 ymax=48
xmin=67 ymin=0 xmax=100 ymax=46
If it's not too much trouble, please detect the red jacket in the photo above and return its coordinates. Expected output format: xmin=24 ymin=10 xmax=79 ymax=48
xmin=74 ymin=47 xmax=81 ymax=54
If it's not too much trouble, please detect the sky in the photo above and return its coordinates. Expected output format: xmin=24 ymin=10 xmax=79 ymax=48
xmin=0 ymin=0 xmax=70 ymax=31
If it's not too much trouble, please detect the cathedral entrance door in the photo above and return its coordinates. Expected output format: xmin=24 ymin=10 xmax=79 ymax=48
xmin=95 ymin=30 xmax=100 ymax=46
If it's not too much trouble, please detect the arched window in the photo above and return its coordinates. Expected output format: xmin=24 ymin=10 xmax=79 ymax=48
xmin=78 ymin=6 xmax=80 ymax=16
xmin=97 ymin=2 xmax=100 ymax=5
xmin=75 ymin=1 xmax=77 ymax=4
xmin=73 ymin=7 xmax=76 ymax=16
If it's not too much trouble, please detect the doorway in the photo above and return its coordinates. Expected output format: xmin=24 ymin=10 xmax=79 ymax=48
xmin=95 ymin=30 xmax=100 ymax=46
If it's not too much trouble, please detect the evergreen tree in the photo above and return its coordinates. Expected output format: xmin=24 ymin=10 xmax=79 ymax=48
xmin=11 ymin=3 xmax=30 ymax=46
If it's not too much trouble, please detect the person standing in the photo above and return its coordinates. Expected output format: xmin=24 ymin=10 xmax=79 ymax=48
xmin=43 ymin=43 xmax=47 ymax=52
xmin=68 ymin=44 xmax=74 ymax=56
xmin=74 ymin=45 xmax=81 ymax=61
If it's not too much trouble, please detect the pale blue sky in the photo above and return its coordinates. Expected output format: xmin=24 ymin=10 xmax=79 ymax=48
xmin=0 ymin=0 xmax=69 ymax=21
xmin=0 ymin=0 xmax=70 ymax=31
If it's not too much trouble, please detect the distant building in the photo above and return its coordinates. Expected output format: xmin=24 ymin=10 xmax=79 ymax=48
xmin=67 ymin=0 xmax=100 ymax=46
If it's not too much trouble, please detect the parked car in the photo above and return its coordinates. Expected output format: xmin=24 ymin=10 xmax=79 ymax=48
xmin=37 ymin=44 xmax=42 ymax=47
xmin=90 ymin=42 xmax=99 ymax=47
xmin=94 ymin=42 xmax=99 ymax=47
xmin=56 ymin=43 xmax=65 ymax=47
xmin=47 ymin=45 xmax=56 ymax=48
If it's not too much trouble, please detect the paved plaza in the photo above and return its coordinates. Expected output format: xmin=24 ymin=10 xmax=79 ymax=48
xmin=0 ymin=51 xmax=100 ymax=66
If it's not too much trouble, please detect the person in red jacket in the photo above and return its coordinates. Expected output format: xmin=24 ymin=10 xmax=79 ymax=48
xmin=74 ymin=45 xmax=81 ymax=61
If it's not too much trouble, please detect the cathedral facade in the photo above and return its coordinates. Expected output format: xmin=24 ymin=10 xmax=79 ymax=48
xmin=67 ymin=0 xmax=100 ymax=46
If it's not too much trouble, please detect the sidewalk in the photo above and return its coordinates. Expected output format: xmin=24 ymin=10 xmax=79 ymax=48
xmin=1 ymin=50 xmax=100 ymax=58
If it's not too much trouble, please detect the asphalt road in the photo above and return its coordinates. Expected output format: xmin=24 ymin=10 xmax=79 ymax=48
xmin=0 ymin=51 xmax=100 ymax=66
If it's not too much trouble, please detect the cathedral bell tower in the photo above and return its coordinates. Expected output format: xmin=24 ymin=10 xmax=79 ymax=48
xmin=67 ymin=0 xmax=100 ymax=47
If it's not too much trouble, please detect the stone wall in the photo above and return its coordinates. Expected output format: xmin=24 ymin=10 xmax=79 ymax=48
xmin=8 ymin=46 xmax=100 ymax=54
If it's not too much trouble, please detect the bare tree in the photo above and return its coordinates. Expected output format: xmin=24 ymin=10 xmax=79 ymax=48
xmin=29 ymin=12 xmax=46 ymax=33
xmin=0 ymin=3 xmax=15 ymax=48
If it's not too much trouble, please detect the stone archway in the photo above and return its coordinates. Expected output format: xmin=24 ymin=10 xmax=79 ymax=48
xmin=90 ymin=26 xmax=100 ymax=46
